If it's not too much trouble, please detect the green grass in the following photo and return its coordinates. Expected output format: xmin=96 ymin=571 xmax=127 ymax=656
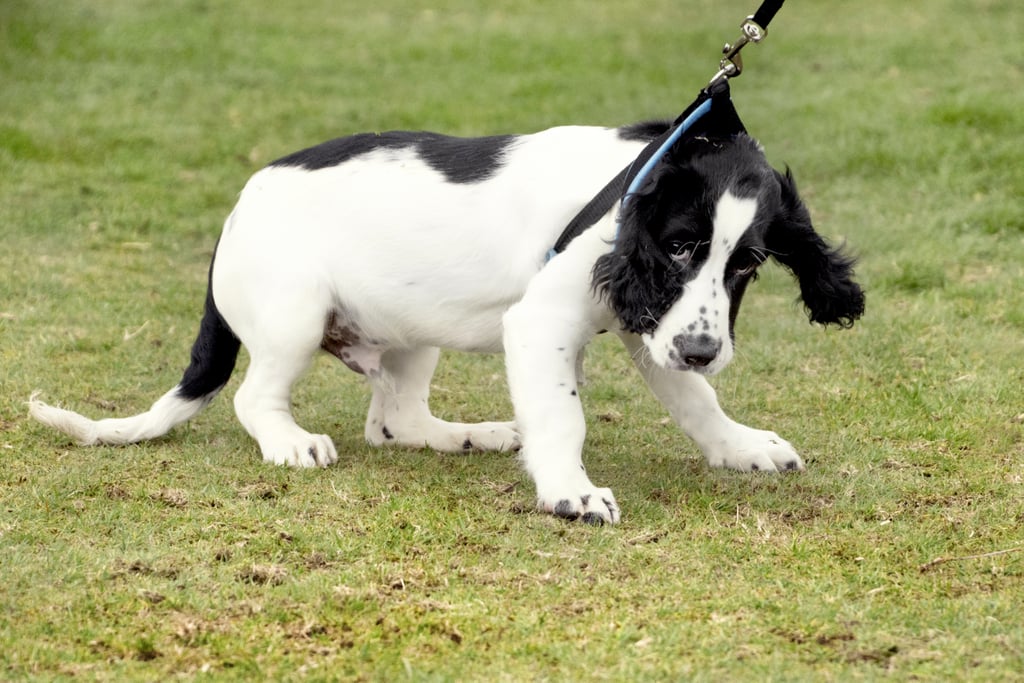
xmin=2 ymin=0 xmax=1023 ymax=680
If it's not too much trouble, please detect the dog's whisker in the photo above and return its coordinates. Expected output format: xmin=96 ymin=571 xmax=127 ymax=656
xmin=756 ymin=245 xmax=788 ymax=259
xmin=637 ymin=308 xmax=660 ymax=335
xmin=629 ymin=342 xmax=653 ymax=369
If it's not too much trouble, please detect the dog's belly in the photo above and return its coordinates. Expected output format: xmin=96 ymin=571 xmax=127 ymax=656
xmin=324 ymin=287 xmax=525 ymax=356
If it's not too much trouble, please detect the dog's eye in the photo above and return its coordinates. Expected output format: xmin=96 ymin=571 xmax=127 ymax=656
xmin=671 ymin=248 xmax=692 ymax=265
xmin=728 ymin=251 xmax=764 ymax=278
xmin=669 ymin=241 xmax=695 ymax=265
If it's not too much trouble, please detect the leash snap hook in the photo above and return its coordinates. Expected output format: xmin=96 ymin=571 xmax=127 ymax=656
xmin=708 ymin=16 xmax=767 ymax=87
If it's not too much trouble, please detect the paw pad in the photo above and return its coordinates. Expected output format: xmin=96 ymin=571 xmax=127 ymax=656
xmin=550 ymin=496 xmax=617 ymax=524
xmin=553 ymin=499 xmax=580 ymax=521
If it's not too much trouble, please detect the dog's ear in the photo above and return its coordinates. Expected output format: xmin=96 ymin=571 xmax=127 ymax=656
xmin=766 ymin=168 xmax=865 ymax=327
xmin=592 ymin=169 xmax=686 ymax=335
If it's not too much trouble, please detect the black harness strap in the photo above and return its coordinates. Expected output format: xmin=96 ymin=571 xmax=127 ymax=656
xmin=551 ymin=167 xmax=630 ymax=255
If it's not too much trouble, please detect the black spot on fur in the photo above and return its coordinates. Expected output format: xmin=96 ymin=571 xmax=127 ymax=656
xmin=581 ymin=512 xmax=605 ymax=526
xmin=570 ymin=389 xmax=577 ymax=396
xmin=271 ymin=133 xmax=393 ymax=170
xmin=416 ymin=133 xmax=517 ymax=183
xmin=617 ymin=120 xmax=673 ymax=142
xmin=382 ymin=425 xmax=394 ymax=440
xmin=270 ymin=130 xmax=515 ymax=184
xmin=553 ymin=500 xmax=580 ymax=520
xmin=462 ymin=438 xmax=473 ymax=450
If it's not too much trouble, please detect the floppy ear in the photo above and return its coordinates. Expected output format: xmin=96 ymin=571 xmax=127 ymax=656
xmin=766 ymin=169 xmax=865 ymax=327
xmin=591 ymin=169 xmax=687 ymax=335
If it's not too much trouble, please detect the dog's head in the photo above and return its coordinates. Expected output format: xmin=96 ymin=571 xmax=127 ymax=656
xmin=593 ymin=133 xmax=864 ymax=375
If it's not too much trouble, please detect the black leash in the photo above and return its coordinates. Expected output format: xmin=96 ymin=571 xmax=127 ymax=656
xmin=708 ymin=0 xmax=782 ymax=87
xmin=550 ymin=0 xmax=785 ymax=257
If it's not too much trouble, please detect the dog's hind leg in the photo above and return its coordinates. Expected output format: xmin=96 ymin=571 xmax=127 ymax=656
xmin=364 ymin=347 xmax=519 ymax=452
xmin=231 ymin=307 xmax=338 ymax=468
xmin=234 ymin=352 xmax=338 ymax=468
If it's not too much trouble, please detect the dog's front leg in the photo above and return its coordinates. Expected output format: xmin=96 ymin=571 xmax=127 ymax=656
xmin=504 ymin=304 xmax=619 ymax=524
xmin=619 ymin=333 xmax=804 ymax=473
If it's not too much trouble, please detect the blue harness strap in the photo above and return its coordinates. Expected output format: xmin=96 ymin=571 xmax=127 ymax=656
xmin=619 ymin=98 xmax=712 ymax=213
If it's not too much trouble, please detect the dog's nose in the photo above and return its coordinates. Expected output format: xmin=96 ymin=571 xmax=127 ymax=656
xmin=672 ymin=333 xmax=721 ymax=368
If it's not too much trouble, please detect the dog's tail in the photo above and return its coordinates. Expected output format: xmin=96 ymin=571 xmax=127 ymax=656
xmin=29 ymin=254 xmax=241 ymax=446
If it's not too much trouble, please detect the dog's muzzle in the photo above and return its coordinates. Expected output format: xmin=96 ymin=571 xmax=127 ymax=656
xmin=668 ymin=333 xmax=722 ymax=370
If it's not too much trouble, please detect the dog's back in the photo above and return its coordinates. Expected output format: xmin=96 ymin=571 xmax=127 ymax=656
xmin=28 ymin=122 xmax=660 ymax=453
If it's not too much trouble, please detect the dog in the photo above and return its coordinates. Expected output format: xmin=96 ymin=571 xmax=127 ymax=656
xmin=29 ymin=121 xmax=864 ymax=524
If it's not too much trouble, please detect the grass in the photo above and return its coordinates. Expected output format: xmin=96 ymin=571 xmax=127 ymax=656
xmin=1 ymin=0 xmax=1023 ymax=679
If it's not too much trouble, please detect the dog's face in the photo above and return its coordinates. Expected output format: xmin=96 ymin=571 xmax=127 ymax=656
xmin=593 ymin=133 xmax=864 ymax=375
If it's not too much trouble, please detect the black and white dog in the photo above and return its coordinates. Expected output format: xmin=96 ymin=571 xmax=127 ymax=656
xmin=30 ymin=120 xmax=863 ymax=524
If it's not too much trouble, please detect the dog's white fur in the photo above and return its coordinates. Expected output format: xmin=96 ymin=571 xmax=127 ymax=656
xmin=30 ymin=124 xmax=805 ymax=524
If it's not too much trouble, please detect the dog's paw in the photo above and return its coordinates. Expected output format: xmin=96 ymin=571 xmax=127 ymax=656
xmin=703 ymin=426 xmax=803 ymax=473
xmin=459 ymin=421 xmax=520 ymax=453
xmin=371 ymin=419 xmax=520 ymax=453
xmin=537 ymin=485 xmax=620 ymax=525
xmin=258 ymin=429 xmax=338 ymax=468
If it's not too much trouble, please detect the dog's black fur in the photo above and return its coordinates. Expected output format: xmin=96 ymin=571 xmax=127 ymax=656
xmin=593 ymin=133 xmax=865 ymax=337
xmin=271 ymin=131 xmax=518 ymax=184
xmin=763 ymin=168 xmax=864 ymax=328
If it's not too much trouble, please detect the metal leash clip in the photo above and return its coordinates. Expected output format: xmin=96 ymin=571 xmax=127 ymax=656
xmin=707 ymin=16 xmax=768 ymax=87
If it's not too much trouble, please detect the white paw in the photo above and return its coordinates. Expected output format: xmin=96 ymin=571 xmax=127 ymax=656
xmin=459 ymin=421 xmax=520 ymax=453
xmin=536 ymin=483 xmax=620 ymax=525
xmin=368 ymin=418 xmax=520 ymax=453
xmin=704 ymin=427 xmax=804 ymax=473
xmin=258 ymin=429 xmax=338 ymax=468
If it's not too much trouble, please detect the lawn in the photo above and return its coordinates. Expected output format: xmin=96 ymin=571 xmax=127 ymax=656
xmin=1 ymin=0 xmax=1022 ymax=680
